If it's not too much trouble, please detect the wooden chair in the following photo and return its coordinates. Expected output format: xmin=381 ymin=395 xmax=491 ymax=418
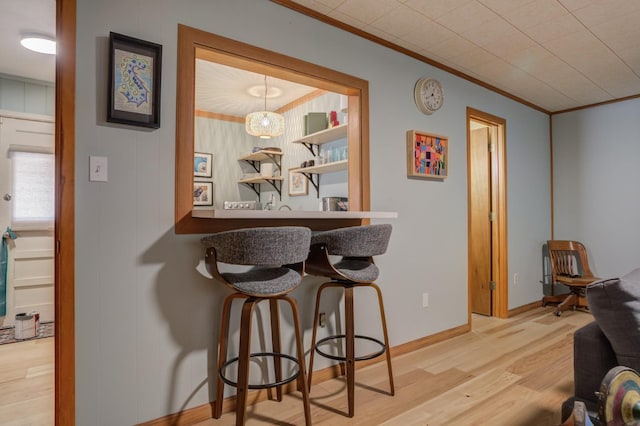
xmin=201 ymin=227 xmax=312 ymax=426
xmin=542 ymin=240 xmax=600 ymax=316
xmin=306 ymin=224 xmax=394 ymax=418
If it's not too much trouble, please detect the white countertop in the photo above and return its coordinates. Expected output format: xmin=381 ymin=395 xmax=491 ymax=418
xmin=191 ymin=209 xmax=398 ymax=219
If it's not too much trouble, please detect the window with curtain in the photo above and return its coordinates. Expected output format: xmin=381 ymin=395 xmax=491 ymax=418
xmin=10 ymin=150 xmax=55 ymax=227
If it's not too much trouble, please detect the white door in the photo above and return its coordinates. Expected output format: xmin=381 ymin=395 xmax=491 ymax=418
xmin=0 ymin=113 xmax=55 ymax=327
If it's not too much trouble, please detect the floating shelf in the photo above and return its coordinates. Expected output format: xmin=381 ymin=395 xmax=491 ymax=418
xmin=290 ymin=160 xmax=347 ymax=175
xmin=291 ymin=124 xmax=347 ymax=156
xmin=238 ymin=150 xmax=282 ymax=173
xmin=290 ymin=160 xmax=348 ymax=198
xmin=238 ymin=176 xmax=284 ymax=200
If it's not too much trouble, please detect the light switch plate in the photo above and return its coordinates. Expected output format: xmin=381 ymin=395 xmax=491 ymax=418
xmin=89 ymin=156 xmax=108 ymax=182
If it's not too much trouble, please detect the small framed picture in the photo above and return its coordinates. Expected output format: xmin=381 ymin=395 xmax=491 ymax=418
xmin=194 ymin=152 xmax=213 ymax=178
xmin=406 ymin=130 xmax=448 ymax=179
xmin=107 ymin=32 xmax=162 ymax=128
xmin=288 ymin=169 xmax=308 ymax=196
xmin=193 ymin=181 xmax=213 ymax=206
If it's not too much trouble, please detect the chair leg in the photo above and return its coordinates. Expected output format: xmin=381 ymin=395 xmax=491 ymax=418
xmin=236 ymin=297 xmax=258 ymax=426
xmin=555 ymin=293 xmax=578 ymax=316
xmin=269 ymin=299 xmax=283 ymax=401
xmin=215 ymin=293 xmax=245 ymax=418
xmin=283 ymin=295 xmax=312 ymax=426
xmin=308 ymin=281 xmax=332 ymax=391
xmin=370 ymin=282 xmax=395 ymax=396
xmin=344 ymin=286 xmax=355 ymax=418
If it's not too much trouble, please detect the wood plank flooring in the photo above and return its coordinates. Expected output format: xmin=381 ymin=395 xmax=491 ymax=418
xmin=0 ymin=337 xmax=54 ymax=426
xmin=0 ymin=307 xmax=594 ymax=425
xmin=197 ymin=307 xmax=594 ymax=426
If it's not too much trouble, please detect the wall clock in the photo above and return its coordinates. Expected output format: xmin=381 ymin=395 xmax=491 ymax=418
xmin=414 ymin=77 xmax=444 ymax=115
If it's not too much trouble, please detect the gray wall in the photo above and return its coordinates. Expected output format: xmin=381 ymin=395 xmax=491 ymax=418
xmin=552 ymin=98 xmax=640 ymax=277
xmin=0 ymin=74 xmax=54 ymax=116
xmin=75 ymin=0 xmax=550 ymax=424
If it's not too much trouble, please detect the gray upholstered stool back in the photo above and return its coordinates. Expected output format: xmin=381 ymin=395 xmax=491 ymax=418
xmin=201 ymin=226 xmax=311 ymax=266
xmin=311 ymin=224 xmax=392 ymax=257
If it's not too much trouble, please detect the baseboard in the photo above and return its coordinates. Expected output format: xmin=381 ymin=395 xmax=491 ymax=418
xmin=508 ymin=300 xmax=543 ymax=317
xmin=137 ymin=323 xmax=470 ymax=426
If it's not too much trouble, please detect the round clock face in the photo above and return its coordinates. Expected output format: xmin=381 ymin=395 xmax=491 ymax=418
xmin=414 ymin=78 xmax=444 ymax=115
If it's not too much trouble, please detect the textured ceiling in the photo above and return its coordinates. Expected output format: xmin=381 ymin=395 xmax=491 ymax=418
xmin=281 ymin=0 xmax=640 ymax=113
xmin=5 ymin=1 xmax=640 ymax=114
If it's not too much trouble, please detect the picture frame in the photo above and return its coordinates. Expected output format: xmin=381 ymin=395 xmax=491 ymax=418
xmin=194 ymin=152 xmax=213 ymax=178
xmin=406 ymin=130 xmax=448 ymax=179
xmin=108 ymin=32 xmax=162 ymax=128
xmin=193 ymin=181 xmax=213 ymax=206
xmin=288 ymin=169 xmax=308 ymax=196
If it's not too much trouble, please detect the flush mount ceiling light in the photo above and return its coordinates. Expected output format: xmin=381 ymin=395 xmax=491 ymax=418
xmin=245 ymin=76 xmax=285 ymax=139
xmin=20 ymin=35 xmax=56 ymax=55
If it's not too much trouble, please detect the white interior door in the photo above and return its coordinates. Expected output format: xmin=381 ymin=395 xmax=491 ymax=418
xmin=0 ymin=113 xmax=55 ymax=327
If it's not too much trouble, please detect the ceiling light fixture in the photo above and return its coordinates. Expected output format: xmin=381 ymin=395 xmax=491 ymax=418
xmin=245 ymin=76 xmax=285 ymax=139
xmin=20 ymin=35 xmax=56 ymax=55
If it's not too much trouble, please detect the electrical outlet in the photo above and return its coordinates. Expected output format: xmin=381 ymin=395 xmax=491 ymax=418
xmin=319 ymin=312 xmax=326 ymax=328
xmin=514 ymin=273 xmax=518 ymax=285
xmin=422 ymin=293 xmax=429 ymax=308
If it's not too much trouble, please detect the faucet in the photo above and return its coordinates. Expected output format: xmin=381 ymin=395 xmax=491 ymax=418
xmin=264 ymin=193 xmax=276 ymax=210
xmin=279 ymin=205 xmax=292 ymax=211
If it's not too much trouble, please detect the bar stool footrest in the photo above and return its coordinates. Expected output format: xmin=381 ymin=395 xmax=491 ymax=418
xmin=315 ymin=334 xmax=386 ymax=362
xmin=220 ymin=352 xmax=301 ymax=389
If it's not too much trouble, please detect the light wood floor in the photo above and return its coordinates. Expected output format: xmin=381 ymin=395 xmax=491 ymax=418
xmin=0 ymin=337 xmax=54 ymax=426
xmin=0 ymin=307 xmax=593 ymax=425
xmin=197 ymin=307 xmax=594 ymax=426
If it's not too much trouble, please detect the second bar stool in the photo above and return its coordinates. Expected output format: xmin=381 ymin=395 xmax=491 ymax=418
xmin=306 ymin=224 xmax=394 ymax=417
xmin=201 ymin=226 xmax=312 ymax=426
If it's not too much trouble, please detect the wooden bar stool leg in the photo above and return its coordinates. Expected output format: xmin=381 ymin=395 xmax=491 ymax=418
xmin=236 ymin=297 xmax=257 ymax=426
xmin=215 ymin=293 xmax=243 ymax=418
xmin=308 ymin=282 xmax=331 ymax=391
xmin=371 ymin=282 xmax=394 ymax=395
xmin=344 ymin=286 xmax=355 ymax=418
xmin=269 ymin=299 xmax=283 ymax=401
xmin=285 ymin=296 xmax=312 ymax=426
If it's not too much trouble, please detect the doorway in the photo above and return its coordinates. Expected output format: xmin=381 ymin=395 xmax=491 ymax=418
xmin=467 ymin=107 xmax=508 ymax=320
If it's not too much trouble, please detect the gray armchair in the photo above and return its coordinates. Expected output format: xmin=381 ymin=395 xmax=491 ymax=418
xmin=561 ymin=268 xmax=640 ymax=424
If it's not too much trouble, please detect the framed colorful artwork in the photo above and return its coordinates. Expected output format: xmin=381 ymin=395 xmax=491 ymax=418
xmin=194 ymin=152 xmax=213 ymax=178
xmin=107 ymin=32 xmax=162 ymax=128
xmin=193 ymin=181 xmax=213 ymax=206
xmin=406 ymin=130 xmax=448 ymax=179
xmin=288 ymin=169 xmax=308 ymax=196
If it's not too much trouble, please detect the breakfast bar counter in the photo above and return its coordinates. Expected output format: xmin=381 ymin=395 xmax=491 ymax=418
xmin=191 ymin=209 xmax=398 ymax=220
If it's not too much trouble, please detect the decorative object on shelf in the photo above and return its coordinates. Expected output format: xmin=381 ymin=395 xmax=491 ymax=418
xmin=107 ymin=32 xmax=162 ymax=128
xmin=193 ymin=181 xmax=213 ymax=206
xmin=322 ymin=196 xmax=348 ymax=211
xmin=413 ymin=77 xmax=444 ymax=115
xmin=288 ymin=169 xmax=308 ymax=196
xmin=194 ymin=152 xmax=213 ymax=178
xmin=245 ymin=76 xmax=285 ymax=139
xmin=406 ymin=130 xmax=448 ymax=179
xmin=304 ymin=112 xmax=328 ymax=135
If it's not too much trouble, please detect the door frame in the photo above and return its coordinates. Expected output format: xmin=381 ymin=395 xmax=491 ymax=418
xmin=55 ymin=0 xmax=76 ymax=424
xmin=466 ymin=107 xmax=508 ymax=320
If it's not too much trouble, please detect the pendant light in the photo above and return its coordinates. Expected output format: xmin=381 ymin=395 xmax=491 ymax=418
xmin=245 ymin=76 xmax=285 ymax=139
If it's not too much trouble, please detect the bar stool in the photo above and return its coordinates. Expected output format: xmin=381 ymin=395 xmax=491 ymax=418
xmin=306 ymin=224 xmax=394 ymax=417
xmin=201 ymin=226 xmax=312 ymax=426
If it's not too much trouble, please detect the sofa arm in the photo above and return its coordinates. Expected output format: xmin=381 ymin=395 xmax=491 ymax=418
xmin=573 ymin=321 xmax=618 ymax=403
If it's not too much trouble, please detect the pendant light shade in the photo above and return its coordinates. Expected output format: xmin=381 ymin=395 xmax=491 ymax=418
xmin=245 ymin=76 xmax=285 ymax=139
xmin=245 ymin=111 xmax=285 ymax=139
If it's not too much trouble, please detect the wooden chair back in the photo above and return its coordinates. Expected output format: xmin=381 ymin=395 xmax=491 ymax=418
xmin=547 ymin=240 xmax=596 ymax=282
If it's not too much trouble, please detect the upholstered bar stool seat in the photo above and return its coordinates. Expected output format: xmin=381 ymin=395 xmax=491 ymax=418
xmin=201 ymin=226 xmax=312 ymax=426
xmin=306 ymin=224 xmax=394 ymax=418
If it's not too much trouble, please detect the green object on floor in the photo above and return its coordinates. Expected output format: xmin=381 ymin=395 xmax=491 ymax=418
xmin=0 ymin=227 xmax=17 ymax=317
